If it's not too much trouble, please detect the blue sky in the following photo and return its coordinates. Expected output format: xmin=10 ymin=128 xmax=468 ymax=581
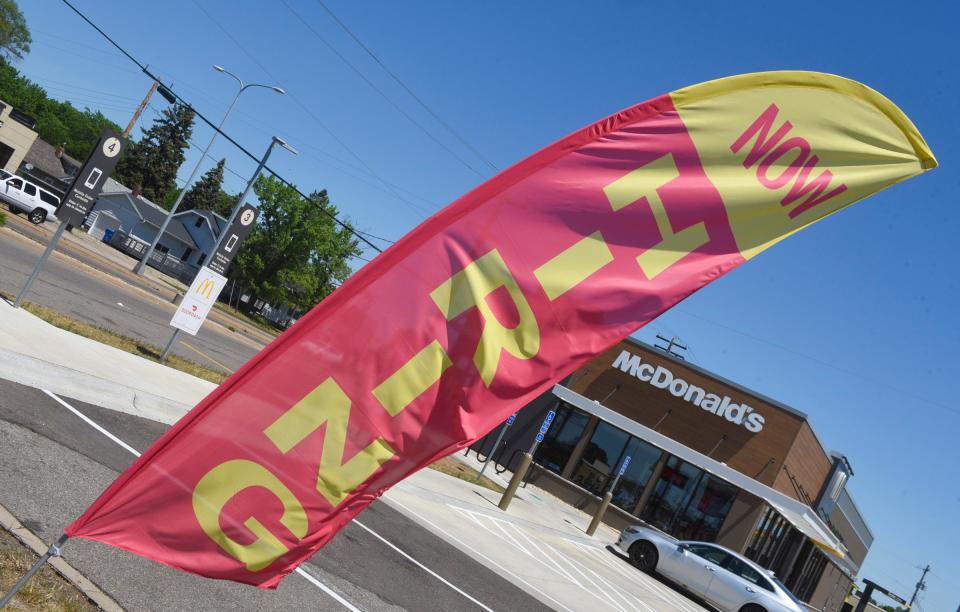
xmin=18 ymin=0 xmax=958 ymax=607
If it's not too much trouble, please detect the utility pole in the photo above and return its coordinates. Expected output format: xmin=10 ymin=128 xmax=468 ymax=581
xmin=909 ymin=564 xmax=930 ymax=607
xmin=654 ymin=333 xmax=688 ymax=360
xmin=123 ymin=81 xmax=158 ymax=138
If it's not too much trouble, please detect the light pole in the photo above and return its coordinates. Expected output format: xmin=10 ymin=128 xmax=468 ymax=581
xmin=134 ymin=65 xmax=285 ymax=275
xmin=159 ymin=136 xmax=297 ymax=362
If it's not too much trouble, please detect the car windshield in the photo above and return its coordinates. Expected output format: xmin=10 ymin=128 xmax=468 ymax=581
xmin=770 ymin=574 xmax=804 ymax=607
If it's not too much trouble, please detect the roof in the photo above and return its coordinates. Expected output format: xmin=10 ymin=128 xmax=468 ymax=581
xmin=174 ymin=208 xmax=228 ymax=237
xmin=97 ymin=191 xmax=196 ymax=248
xmin=21 ymin=138 xmax=81 ymax=179
xmin=552 ymin=384 xmax=853 ymax=574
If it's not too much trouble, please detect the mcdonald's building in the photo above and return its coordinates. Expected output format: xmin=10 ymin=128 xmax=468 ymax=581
xmin=481 ymin=338 xmax=872 ymax=611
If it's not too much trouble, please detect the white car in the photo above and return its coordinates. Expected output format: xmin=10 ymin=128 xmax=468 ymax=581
xmin=0 ymin=175 xmax=60 ymax=224
xmin=616 ymin=524 xmax=805 ymax=612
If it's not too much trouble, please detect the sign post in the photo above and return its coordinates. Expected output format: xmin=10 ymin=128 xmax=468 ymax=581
xmin=14 ymin=130 xmax=125 ymax=308
xmin=527 ymin=409 xmax=556 ymax=454
xmin=159 ymin=204 xmax=259 ymax=361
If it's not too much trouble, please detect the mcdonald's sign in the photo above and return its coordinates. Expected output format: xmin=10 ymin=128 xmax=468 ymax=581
xmin=170 ymin=266 xmax=228 ymax=336
xmin=196 ymin=278 xmax=216 ymax=300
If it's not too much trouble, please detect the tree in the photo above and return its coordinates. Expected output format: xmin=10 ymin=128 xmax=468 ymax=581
xmin=0 ymin=60 xmax=121 ymax=159
xmin=181 ymin=158 xmax=225 ymax=212
xmin=232 ymin=175 xmax=359 ymax=311
xmin=214 ymin=190 xmax=239 ymax=219
xmin=113 ymin=103 xmax=194 ymax=205
xmin=0 ymin=0 xmax=30 ymax=61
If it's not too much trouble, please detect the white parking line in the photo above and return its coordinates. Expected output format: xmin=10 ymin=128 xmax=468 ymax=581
xmin=43 ymin=389 xmax=139 ymax=456
xmin=293 ymin=566 xmax=362 ymax=612
xmin=450 ymin=505 xmax=635 ymax=612
xmin=351 ymin=519 xmax=493 ymax=612
xmin=573 ymin=543 xmax=703 ymax=612
xmin=42 ymin=389 xmax=360 ymax=611
xmin=393 ymin=499 xmax=575 ymax=612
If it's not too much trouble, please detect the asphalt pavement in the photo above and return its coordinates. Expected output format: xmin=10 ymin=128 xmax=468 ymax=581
xmin=0 ymin=226 xmax=261 ymax=374
xmin=0 ymin=377 xmax=552 ymax=611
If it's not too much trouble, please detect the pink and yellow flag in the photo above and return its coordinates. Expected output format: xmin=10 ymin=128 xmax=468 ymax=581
xmin=66 ymin=72 xmax=935 ymax=587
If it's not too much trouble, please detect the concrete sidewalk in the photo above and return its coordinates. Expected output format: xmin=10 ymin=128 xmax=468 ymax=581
xmin=0 ymin=302 xmax=705 ymax=611
xmin=0 ymin=298 xmax=210 ymax=423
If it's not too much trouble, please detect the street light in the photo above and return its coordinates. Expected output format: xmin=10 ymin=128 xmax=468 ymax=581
xmin=159 ymin=135 xmax=297 ymax=362
xmin=134 ymin=65 xmax=285 ymax=275
xmin=216 ymin=136 xmax=298 ymax=249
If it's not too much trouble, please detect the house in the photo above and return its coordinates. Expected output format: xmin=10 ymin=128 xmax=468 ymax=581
xmin=0 ymin=100 xmax=39 ymax=175
xmin=174 ymin=208 xmax=228 ymax=268
xmin=86 ymin=178 xmax=199 ymax=280
xmin=18 ymin=137 xmax=81 ymax=198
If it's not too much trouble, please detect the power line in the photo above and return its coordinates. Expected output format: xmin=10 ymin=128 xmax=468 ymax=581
xmin=672 ymin=306 xmax=960 ymax=417
xmin=36 ymin=16 xmax=438 ymax=217
xmin=279 ymin=0 xmax=488 ymax=179
xmin=187 ymin=0 xmax=432 ymax=219
xmin=59 ymin=0 xmax=383 ymax=254
xmin=313 ymin=0 xmax=499 ymax=174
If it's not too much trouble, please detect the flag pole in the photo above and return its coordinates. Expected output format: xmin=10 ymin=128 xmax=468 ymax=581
xmin=0 ymin=534 xmax=70 ymax=608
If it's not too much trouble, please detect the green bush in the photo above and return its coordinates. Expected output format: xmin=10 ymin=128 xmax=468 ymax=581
xmin=0 ymin=209 xmax=6 ymax=227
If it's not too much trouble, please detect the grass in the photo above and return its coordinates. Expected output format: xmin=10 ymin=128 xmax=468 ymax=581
xmin=0 ymin=528 xmax=96 ymax=611
xmin=154 ymin=278 xmax=278 ymax=337
xmin=211 ymin=302 xmax=279 ymax=336
xmin=429 ymin=456 xmax=505 ymax=494
xmin=6 ymin=296 xmax=227 ymax=385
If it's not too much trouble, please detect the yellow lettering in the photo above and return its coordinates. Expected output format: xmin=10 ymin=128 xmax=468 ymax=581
xmin=604 ymin=153 xmax=709 ymax=279
xmin=264 ymin=379 xmax=394 ymax=507
xmin=430 ymin=250 xmax=540 ymax=386
xmin=373 ymin=341 xmax=452 ymax=416
xmin=192 ymin=459 xmax=307 ymax=572
xmin=533 ymin=231 xmax=613 ymax=300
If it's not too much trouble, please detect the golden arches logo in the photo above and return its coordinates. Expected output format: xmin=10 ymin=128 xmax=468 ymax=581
xmin=196 ymin=278 xmax=216 ymax=299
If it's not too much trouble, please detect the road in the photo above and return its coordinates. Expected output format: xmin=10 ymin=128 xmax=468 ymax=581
xmin=0 ymin=377 xmax=552 ymax=611
xmin=0 ymin=227 xmax=262 ymax=375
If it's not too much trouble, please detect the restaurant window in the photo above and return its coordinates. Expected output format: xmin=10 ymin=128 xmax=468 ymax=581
xmin=640 ymin=457 xmax=703 ymax=535
xmin=535 ymin=404 xmax=589 ymax=474
xmin=673 ymin=474 xmax=739 ymax=542
xmin=571 ymin=421 xmax=629 ymax=495
xmin=609 ymin=437 xmax=662 ymax=512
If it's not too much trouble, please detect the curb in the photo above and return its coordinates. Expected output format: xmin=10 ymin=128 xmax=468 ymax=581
xmin=0 ymin=348 xmax=191 ymax=425
xmin=0 ymin=502 xmax=123 ymax=611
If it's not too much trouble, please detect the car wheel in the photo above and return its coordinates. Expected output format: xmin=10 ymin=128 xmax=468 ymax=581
xmin=28 ymin=209 xmax=46 ymax=224
xmin=739 ymin=605 xmax=766 ymax=612
xmin=628 ymin=540 xmax=659 ymax=573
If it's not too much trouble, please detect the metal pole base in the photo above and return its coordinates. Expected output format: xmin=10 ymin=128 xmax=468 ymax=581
xmin=586 ymin=491 xmax=613 ymax=536
xmin=14 ymin=221 xmax=68 ymax=309
xmin=498 ymin=452 xmax=533 ymax=511
xmin=0 ymin=534 xmax=69 ymax=608
xmin=159 ymin=328 xmax=182 ymax=362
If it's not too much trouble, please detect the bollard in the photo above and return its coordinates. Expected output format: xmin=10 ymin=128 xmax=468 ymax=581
xmin=586 ymin=490 xmax=613 ymax=536
xmin=498 ymin=452 xmax=533 ymax=511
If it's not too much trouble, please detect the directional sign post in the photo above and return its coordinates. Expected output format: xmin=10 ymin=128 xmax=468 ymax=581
xmin=205 ymin=203 xmax=258 ymax=276
xmin=14 ymin=130 xmax=126 ymax=308
xmin=159 ymin=205 xmax=260 ymax=361
xmin=527 ymin=409 xmax=556 ymax=454
xmin=609 ymin=455 xmax=632 ymax=492
xmin=478 ymin=412 xmax=518 ymax=479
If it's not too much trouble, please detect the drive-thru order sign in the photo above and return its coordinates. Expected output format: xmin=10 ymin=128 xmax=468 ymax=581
xmin=170 ymin=266 xmax=227 ymax=335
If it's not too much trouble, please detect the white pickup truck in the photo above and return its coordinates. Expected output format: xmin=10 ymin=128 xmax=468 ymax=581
xmin=0 ymin=173 xmax=61 ymax=224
